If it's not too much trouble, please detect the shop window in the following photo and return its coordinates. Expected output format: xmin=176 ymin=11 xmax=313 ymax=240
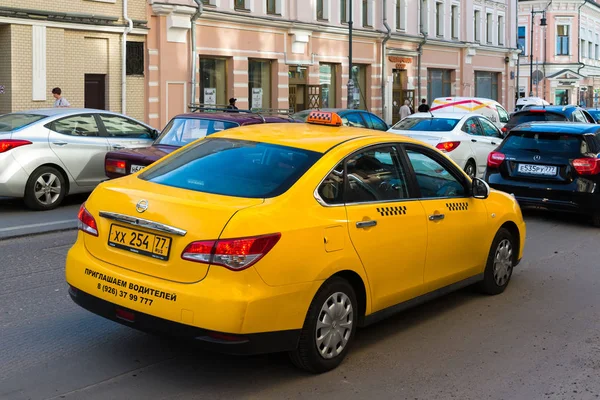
xmin=475 ymin=71 xmax=499 ymax=101
xmin=396 ymin=0 xmax=406 ymax=30
xmin=555 ymin=89 xmax=569 ymax=105
xmin=556 ymin=25 xmax=570 ymax=55
xmin=518 ymin=26 xmax=526 ymax=55
xmin=249 ymin=59 xmax=272 ymax=110
xmin=320 ymin=64 xmax=337 ymax=108
xmin=427 ymin=69 xmax=452 ymax=105
xmin=350 ymin=65 xmax=367 ymax=110
xmin=474 ymin=10 xmax=481 ymax=42
xmin=199 ymin=58 xmax=227 ymax=106
xmin=126 ymin=42 xmax=144 ymax=76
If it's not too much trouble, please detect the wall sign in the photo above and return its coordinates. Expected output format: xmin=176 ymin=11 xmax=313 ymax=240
xmin=252 ymin=88 xmax=263 ymax=109
xmin=204 ymin=88 xmax=216 ymax=105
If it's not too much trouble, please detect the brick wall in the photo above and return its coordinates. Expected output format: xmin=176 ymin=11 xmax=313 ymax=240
xmin=127 ymin=76 xmax=146 ymax=123
xmin=0 ymin=25 xmax=11 ymax=114
xmin=1 ymin=0 xmax=147 ymax=23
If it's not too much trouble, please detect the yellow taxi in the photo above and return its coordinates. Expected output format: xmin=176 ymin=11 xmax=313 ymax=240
xmin=66 ymin=111 xmax=526 ymax=373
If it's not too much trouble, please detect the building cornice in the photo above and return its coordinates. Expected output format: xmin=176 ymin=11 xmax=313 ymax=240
xmin=0 ymin=16 xmax=148 ymax=34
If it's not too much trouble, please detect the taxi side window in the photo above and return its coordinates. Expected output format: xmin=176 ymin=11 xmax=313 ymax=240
xmin=318 ymin=163 xmax=345 ymax=204
xmin=406 ymin=149 xmax=466 ymax=198
xmin=461 ymin=118 xmax=483 ymax=136
xmin=345 ymin=146 xmax=409 ymax=203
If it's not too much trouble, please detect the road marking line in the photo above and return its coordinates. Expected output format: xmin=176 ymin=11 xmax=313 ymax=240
xmin=0 ymin=219 xmax=77 ymax=232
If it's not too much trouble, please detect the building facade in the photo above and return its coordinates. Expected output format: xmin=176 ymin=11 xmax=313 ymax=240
xmin=148 ymin=0 xmax=518 ymax=128
xmin=517 ymin=0 xmax=600 ymax=107
xmin=0 ymin=1 xmax=148 ymax=122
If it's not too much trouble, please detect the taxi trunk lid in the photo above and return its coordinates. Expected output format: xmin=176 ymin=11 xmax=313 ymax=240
xmin=83 ymin=179 xmax=263 ymax=283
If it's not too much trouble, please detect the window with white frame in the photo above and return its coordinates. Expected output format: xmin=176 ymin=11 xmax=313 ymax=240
xmin=596 ymin=34 xmax=599 ymax=60
xmin=556 ymin=25 xmax=570 ymax=55
xmin=580 ymin=39 xmax=586 ymax=58
xmin=474 ymin=10 xmax=481 ymax=42
xmin=436 ymin=2 xmax=444 ymax=37
xmin=396 ymin=0 xmax=406 ymax=30
xmin=235 ymin=0 xmax=249 ymax=10
xmin=421 ymin=0 xmax=429 ymax=36
xmin=362 ymin=0 xmax=373 ymax=27
xmin=340 ymin=0 xmax=348 ymax=23
xmin=451 ymin=5 xmax=459 ymax=39
xmin=317 ymin=0 xmax=329 ymax=20
xmin=498 ymin=15 xmax=505 ymax=45
xmin=589 ymin=30 xmax=594 ymax=59
xmin=486 ymin=12 xmax=493 ymax=44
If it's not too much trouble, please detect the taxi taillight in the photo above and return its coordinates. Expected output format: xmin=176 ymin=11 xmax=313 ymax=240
xmin=77 ymin=203 xmax=98 ymax=236
xmin=182 ymin=233 xmax=281 ymax=271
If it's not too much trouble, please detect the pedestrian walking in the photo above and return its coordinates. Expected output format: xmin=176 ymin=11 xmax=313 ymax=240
xmin=227 ymin=97 xmax=238 ymax=110
xmin=52 ymin=87 xmax=70 ymax=108
xmin=399 ymin=100 xmax=412 ymax=120
xmin=417 ymin=98 xmax=430 ymax=113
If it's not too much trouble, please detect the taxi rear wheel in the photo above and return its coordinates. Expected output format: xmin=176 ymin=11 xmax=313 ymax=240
xmin=289 ymin=277 xmax=358 ymax=373
xmin=592 ymin=212 xmax=600 ymax=227
xmin=478 ymin=228 xmax=515 ymax=295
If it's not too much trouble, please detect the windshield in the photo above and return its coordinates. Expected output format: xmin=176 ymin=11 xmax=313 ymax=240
xmin=508 ymin=112 xmax=566 ymax=125
xmin=391 ymin=117 xmax=460 ymax=132
xmin=141 ymin=138 xmax=322 ymax=198
xmin=502 ymin=131 xmax=586 ymax=156
xmin=0 ymin=114 xmax=46 ymax=132
xmin=155 ymin=118 xmax=239 ymax=146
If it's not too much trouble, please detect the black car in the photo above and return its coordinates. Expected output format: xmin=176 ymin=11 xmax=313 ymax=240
xmin=485 ymin=122 xmax=600 ymax=226
xmin=503 ymin=105 xmax=597 ymax=135
xmin=292 ymin=108 xmax=389 ymax=131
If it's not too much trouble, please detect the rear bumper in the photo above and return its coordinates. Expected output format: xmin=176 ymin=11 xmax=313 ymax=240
xmin=0 ymin=153 xmax=29 ymax=197
xmin=68 ymin=285 xmax=300 ymax=355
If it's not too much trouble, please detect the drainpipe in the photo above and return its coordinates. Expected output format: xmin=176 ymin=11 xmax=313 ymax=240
xmin=542 ymin=0 xmax=553 ymax=100
xmin=577 ymin=0 xmax=586 ymax=106
xmin=417 ymin=0 xmax=428 ymax=103
xmin=191 ymin=0 xmax=203 ymax=105
xmin=381 ymin=0 xmax=392 ymax=121
xmin=122 ymin=0 xmax=133 ymax=114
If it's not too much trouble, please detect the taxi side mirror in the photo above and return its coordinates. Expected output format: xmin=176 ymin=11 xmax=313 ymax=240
xmin=472 ymin=177 xmax=490 ymax=199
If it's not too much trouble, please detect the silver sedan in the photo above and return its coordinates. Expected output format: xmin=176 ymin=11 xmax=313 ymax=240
xmin=0 ymin=108 xmax=158 ymax=210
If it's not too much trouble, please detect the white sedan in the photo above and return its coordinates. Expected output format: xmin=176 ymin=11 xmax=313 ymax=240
xmin=388 ymin=112 xmax=504 ymax=178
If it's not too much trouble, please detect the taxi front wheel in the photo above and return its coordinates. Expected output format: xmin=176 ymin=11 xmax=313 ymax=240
xmin=289 ymin=277 xmax=358 ymax=374
xmin=478 ymin=228 xmax=515 ymax=295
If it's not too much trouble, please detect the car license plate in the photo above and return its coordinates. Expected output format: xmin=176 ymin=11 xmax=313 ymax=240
xmin=130 ymin=164 xmax=145 ymax=173
xmin=108 ymin=224 xmax=171 ymax=260
xmin=517 ymin=163 xmax=558 ymax=176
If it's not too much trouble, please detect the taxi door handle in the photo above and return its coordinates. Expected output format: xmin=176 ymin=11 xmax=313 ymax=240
xmin=428 ymin=214 xmax=445 ymax=221
xmin=356 ymin=220 xmax=377 ymax=229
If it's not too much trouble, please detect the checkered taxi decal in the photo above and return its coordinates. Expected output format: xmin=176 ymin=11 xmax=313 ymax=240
xmin=376 ymin=206 xmax=407 ymax=216
xmin=446 ymin=202 xmax=469 ymax=211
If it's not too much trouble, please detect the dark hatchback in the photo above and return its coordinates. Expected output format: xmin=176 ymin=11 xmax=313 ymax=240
xmin=503 ymin=105 xmax=597 ymax=135
xmin=292 ymin=108 xmax=389 ymax=131
xmin=485 ymin=123 xmax=600 ymax=226
xmin=105 ymin=111 xmax=296 ymax=179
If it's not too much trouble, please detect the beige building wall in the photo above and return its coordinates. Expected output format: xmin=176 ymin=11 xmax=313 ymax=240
xmin=126 ymin=35 xmax=146 ymax=122
xmin=0 ymin=0 xmax=146 ymax=22
xmin=0 ymin=25 xmax=12 ymax=114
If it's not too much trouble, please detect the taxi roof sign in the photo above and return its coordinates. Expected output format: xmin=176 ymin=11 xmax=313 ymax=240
xmin=306 ymin=110 xmax=343 ymax=127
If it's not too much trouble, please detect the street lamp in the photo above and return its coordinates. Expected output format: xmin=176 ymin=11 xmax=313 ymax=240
xmin=529 ymin=9 xmax=547 ymax=97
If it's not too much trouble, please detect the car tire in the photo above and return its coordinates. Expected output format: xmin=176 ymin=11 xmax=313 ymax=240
xmin=464 ymin=160 xmax=477 ymax=178
xmin=289 ymin=277 xmax=358 ymax=374
xmin=592 ymin=213 xmax=600 ymax=228
xmin=478 ymin=228 xmax=515 ymax=295
xmin=24 ymin=166 xmax=67 ymax=211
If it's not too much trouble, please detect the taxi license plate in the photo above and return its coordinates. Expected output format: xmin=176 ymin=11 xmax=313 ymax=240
xmin=517 ymin=164 xmax=557 ymax=176
xmin=108 ymin=224 xmax=171 ymax=260
xmin=130 ymin=164 xmax=145 ymax=173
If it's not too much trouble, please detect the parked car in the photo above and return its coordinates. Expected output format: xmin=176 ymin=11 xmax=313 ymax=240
xmin=430 ymin=97 xmax=510 ymax=130
xmin=485 ymin=122 xmax=600 ymax=227
xmin=514 ymin=96 xmax=550 ymax=112
xmin=292 ymin=108 xmax=389 ymax=131
xmin=503 ymin=105 xmax=597 ymax=135
xmin=585 ymin=107 xmax=600 ymax=123
xmin=388 ymin=112 xmax=504 ymax=178
xmin=0 ymin=108 xmax=157 ymax=210
xmin=105 ymin=110 xmax=296 ymax=179
xmin=66 ymin=110 xmax=525 ymax=373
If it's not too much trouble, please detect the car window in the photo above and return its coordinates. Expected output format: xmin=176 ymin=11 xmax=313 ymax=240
xmin=502 ymin=131 xmax=587 ymax=157
xmin=365 ymin=114 xmax=388 ymax=131
xmin=345 ymin=146 xmax=409 ymax=203
xmin=478 ymin=117 xmax=502 ymax=137
xmin=587 ymin=110 xmax=600 ymax=122
xmin=99 ymin=114 xmax=152 ymax=138
xmin=342 ymin=112 xmax=367 ymax=128
xmin=581 ymin=110 xmax=596 ymax=123
xmin=0 ymin=113 xmax=46 ymax=132
xmin=141 ymin=138 xmax=321 ymax=198
xmin=461 ymin=118 xmax=483 ymax=136
xmin=572 ymin=110 xmax=587 ymax=123
xmin=507 ymin=112 xmax=567 ymax=125
xmin=49 ymin=114 xmax=100 ymax=137
xmin=406 ymin=150 xmax=466 ymax=198
xmin=391 ymin=117 xmax=460 ymax=131
xmin=497 ymin=106 xmax=509 ymax=123
xmin=317 ymin=163 xmax=345 ymax=205
xmin=156 ymin=118 xmax=238 ymax=146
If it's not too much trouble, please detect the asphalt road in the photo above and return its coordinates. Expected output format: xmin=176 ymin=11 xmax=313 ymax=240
xmin=0 ymin=195 xmax=87 ymax=240
xmin=1 ymin=211 xmax=600 ymax=400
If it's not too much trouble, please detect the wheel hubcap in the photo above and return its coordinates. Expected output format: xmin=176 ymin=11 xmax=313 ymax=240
xmin=493 ymin=239 xmax=513 ymax=286
xmin=34 ymin=173 xmax=61 ymax=205
xmin=315 ymin=292 xmax=353 ymax=359
xmin=466 ymin=164 xmax=475 ymax=178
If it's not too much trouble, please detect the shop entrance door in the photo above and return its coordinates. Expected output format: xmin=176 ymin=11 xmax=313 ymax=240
xmin=392 ymin=69 xmax=409 ymax=124
xmin=289 ymin=66 xmax=309 ymax=113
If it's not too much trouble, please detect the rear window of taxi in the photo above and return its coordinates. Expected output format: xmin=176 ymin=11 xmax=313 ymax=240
xmin=140 ymin=138 xmax=322 ymax=198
